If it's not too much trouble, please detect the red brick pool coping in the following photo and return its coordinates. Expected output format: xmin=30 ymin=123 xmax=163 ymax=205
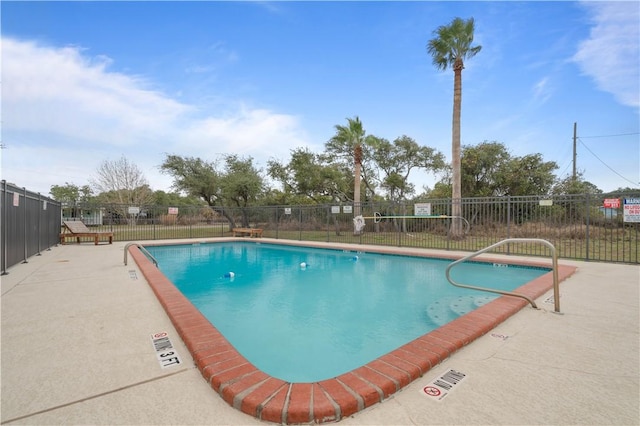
xmin=129 ymin=240 xmax=577 ymax=425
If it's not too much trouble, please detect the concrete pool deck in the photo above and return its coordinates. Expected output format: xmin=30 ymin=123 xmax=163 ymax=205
xmin=1 ymin=238 xmax=638 ymax=425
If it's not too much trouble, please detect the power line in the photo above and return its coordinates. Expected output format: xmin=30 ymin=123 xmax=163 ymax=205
xmin=577 ymin=138 xmax=639 ymax=186
xmin=558 ymin=159 xmax=572 ymax=177
xmin=554 ymin=142 xmax=573 ymax=176
xmin=579 ymin=132 xmax=640 ymax=139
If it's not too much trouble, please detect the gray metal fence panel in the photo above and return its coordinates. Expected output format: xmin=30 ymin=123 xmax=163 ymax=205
xmin=1 ymin=181 xmax=62 ymax=274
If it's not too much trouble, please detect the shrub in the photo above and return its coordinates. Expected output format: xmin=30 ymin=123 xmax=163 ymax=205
xmin=158 ymin=214 xmax=177 ymax=226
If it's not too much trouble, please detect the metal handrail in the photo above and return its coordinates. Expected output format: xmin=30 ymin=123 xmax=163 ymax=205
xmin=445 ymin=238 xmax=560 ymax=313
xmin=124 ymin=242 xmax=158 ymax=267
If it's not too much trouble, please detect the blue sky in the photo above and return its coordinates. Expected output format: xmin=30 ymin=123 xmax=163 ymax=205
xmin=2 ymin=1 xmax=639 ymax=197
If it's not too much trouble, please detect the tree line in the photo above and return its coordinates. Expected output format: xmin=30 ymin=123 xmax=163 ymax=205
xmin=49 ymin=16 xmax=637 ymax=220
xmin=50 ymin=134 xmax=629 ymax=210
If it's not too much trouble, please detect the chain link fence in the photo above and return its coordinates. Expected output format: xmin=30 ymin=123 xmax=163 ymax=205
xmin=73 ymin=193 xmax=638 ymax=264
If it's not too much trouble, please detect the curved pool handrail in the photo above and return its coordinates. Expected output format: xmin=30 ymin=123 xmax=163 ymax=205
xmin=445 ymin=238 xmax=560 ymax=313
xmin=124 ymin=242 xmax=158 ymax=267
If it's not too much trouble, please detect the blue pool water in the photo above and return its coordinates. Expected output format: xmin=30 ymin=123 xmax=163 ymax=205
xmin=146 ymin=242 xmax=548 ymax=382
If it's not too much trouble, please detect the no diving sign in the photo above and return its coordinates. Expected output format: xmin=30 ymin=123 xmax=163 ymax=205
xmin=420 ymin=369 xmax=468 ymax=401
xmin=151 ymin=332 xmax=182 ymax=369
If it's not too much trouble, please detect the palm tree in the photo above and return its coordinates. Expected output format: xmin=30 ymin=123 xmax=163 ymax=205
xmin=327 ymin=116 xmax=366 ymax=229
xmin=427 ymin=17 xmax=481 ymax=238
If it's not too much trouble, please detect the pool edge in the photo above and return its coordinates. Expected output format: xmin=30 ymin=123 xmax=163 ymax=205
xmin=129 ymin=241 xmax=577 ymax=425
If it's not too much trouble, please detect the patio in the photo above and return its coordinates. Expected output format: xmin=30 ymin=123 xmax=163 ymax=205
xmin=1 ymin=240 xmax=638 ymax=425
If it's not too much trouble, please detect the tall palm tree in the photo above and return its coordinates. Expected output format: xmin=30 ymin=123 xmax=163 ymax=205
xmin=327 ymin=116 xmax=366 ymax=225
xmin=427 ymin=17 xmax=481 ymax=238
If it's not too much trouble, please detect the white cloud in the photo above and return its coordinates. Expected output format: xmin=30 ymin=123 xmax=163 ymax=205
xmin=180 ymin=107 xmax=309 ymax=159
xmin=184 ymin=41 xmax=238 ymax=74
xmin=2 ymin=38 xmax=191 ymax=146
xmin=1 ymin=37 xmax=311 ymax=195
xmin=532 ymin=76 xmax=552 ymax=104
xmin=572 ymin=1 xmax=640 ymax=108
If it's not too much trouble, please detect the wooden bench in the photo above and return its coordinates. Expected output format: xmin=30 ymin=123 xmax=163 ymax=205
xmin=232 ymin=228 xmax=263 ymax=238
xmin=60 ymin=221 xmax=114 ymax=245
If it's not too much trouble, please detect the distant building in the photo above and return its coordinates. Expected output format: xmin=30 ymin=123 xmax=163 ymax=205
xmin=61 ymin=205 xmax=104 ymax=226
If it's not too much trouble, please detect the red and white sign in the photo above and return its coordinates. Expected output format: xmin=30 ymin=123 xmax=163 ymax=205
xmin=603 ymin=198 xmax=620 ymax=209
xmin=422 ymin=386 xmax=441 ymax=396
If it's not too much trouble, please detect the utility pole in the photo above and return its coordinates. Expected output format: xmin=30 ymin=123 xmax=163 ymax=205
xmin=572 ymin=122 xmax=577 ymax=181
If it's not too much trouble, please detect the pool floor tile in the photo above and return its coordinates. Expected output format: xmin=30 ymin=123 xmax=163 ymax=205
xmin=129 ymin=243 xmax=577 ymax=425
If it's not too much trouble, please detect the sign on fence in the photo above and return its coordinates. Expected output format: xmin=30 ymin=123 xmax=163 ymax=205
xmin=623 ymin=198 xmax=640 ymax=223
xmin=414 ymin=203 xmax=432 ymax=215
xmin=604 ymin=198 xmax=621 ymax=209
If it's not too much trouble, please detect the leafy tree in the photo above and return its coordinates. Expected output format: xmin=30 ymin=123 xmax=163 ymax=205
xmin=160 ymin=153 xmax=265 ymax=229
xmin=267 ymin=148 xmax=350 ymax=204
xmin=152 ymin=190 xmax=206 ymax=207
xmin=552 ymin=173 xmax=602 ymax=195
xmin=430 ymin=141 xmax=557 ymax=198
xmin=259 ymin=188 xmax=316 ymax=206
xmin=428 ymin=17 xmax=482 ymax=238
xmin=50 ymin=182 xmax=93 ymax=218
xmin=422 ymin=179 xmax=453 ymax=199
xmin=605 ymin=186 xmax=640 ymax=197
xmin=459 ymin=141 xmax=511 ymax=197
xmin=501 ymin=153 xmax=557 ymax=196
xmin=370 ymin=135 xmax=445 ymax=202
xmin=549 ymin=173 xmax=603 ymax=223
xmin=611 ymin=186 xmax=640 ymax=193
xmin=160 ymin=154 xmax=221 ymax=205
xmin=220 ymin=155 xmax=265 ymax=227
xmin=49 ymin=182 xmax=93 ymax=205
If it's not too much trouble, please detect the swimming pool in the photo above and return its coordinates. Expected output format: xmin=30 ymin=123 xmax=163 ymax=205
xmin=130 ymin=239 xmax=576 ymax=424
xmin=146 ymin=242 xmax=547 ymax=382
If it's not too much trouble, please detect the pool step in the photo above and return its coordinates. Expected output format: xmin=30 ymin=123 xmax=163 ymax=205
xmin=426 ymin=294 xmax=495 ymax=326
